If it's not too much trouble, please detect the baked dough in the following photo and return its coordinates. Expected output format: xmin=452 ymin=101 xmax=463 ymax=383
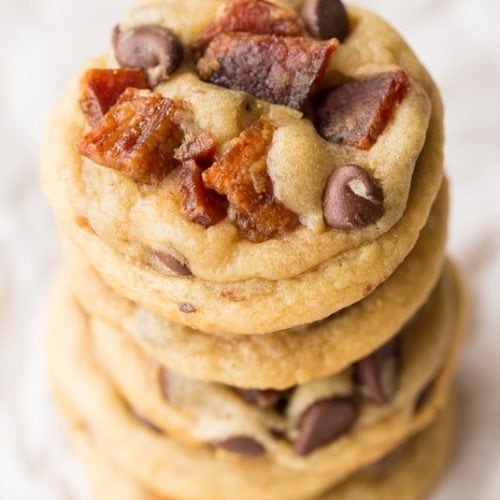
xmin=40 ymin=3 xmax=444 ymax=334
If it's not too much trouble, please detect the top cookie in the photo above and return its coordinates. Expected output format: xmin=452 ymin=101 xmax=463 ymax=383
xmin=41 ymin=0 xmax=444 ymax=333
xmin=48 ymin=0 xmax=433 ymax=281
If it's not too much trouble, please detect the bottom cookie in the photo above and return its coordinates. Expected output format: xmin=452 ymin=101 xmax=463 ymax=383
xmin=67 ymin=398 xmax=456 ymax=500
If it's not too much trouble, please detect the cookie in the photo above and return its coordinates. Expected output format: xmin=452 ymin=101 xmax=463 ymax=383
xmin=65 ymin=396 xmax=456 ymax=500
xmin=84 ymin=261 xmax=458 ymax=457
xmin=46 ymin=264 xmax=467 ymax=499
xmin=40 ymin=2 xmax=444 ymax=334
xmin=62 ymin=182 xmax=448 ymax=388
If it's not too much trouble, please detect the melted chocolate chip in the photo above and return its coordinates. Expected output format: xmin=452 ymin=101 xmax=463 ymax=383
xmin=323 ymin=164 xmax=385 ymax=230
xmin=294 ymin=398 xmax=357 ymax=456
xmin=112 ymin=25 xmax=183 ymax=87
xmin=156 ymin=251 xmax=192 ymax=276
xmin=213 ymin=436 xmax=266 ymax=457
xmin=354 ymin=338 xmax=400 ymax=404
xmin=178 ymin=303 xmax=196 ymax=313
xmin=301 ymin=0 xmax=349 ymax=41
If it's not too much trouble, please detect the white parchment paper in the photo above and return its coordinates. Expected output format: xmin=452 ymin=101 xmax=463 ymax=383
xmin=0 ymin=0 xmax=499 ymax=498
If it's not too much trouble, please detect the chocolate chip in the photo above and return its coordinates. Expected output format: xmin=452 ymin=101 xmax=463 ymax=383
xmin=294 ymin=398 xmax=357 ymax=456
xmin=354 ymin=338 xmax=400 ymax=404
xmin=178 ymin=302 xmax=196 ymax=313
xmin=156 ymin=251 xmax=192 ymax=276
xmin=112 ymin=25 xmax=183 ymax=87
xmin=238 ymin=388 xmax=292 ymax=410
xmin=213 ymin=436 xmax=266 ymax=457
xmin=323 ymin=165 xmax=385 ymax=230
xmin=158 ymin=367 xmax=170 ymax=401
xmin=301 ymin=0 xmax=349 ymax=41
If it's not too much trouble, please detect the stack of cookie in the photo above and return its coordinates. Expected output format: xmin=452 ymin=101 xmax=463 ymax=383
xmin=41 ymin=0 xmax=468 ymax=498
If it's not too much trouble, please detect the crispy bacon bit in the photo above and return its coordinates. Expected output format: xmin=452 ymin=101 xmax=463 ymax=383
xmin=78 ymin=88 xmax=183 ymax=183
xmin=314 ymin=70 xmax=410 ymax=149
xmin=197 ymin=33 xmax=338 ymax=109
xmin=191 ymin=0 xmax=304 ymax=56
xmin=202 ymin=118 xmax=299 ymax=242
xmin=174 ymin=130 xmax=217 ymax=164
xmin=179 ymin=159 xmax=227 ymax=228
xmin=79 ymin=68 xmax=148 ymax=126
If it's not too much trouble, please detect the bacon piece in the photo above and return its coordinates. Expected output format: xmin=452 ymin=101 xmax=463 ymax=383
xmin=78 ymin=88 xmax=183 ymax=183
xmin=202 ymin=118 xmax=299 ymax=242
xmin=179 ymin=159 xmax=227 ymax=228
xmin=191 ymin=0 xmax=303 ymax=56
xmin=313 ymin=70 xmax=410 ymax=149
xmin=174 ymin=130 xmax=217 ymax=164
xmin=79 ymin=68 xmax=148 ymax=126
xmin=197 ymin=33 xmax=338 ymax=109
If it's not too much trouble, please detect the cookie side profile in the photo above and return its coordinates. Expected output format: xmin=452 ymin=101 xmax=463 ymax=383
xmin=45 ymin=261 xmax=468 ymax=499
xmin=65 ymin=397 xmax=456 ymax=500
xmin=62 ymin=181 xmax=448 ymax=388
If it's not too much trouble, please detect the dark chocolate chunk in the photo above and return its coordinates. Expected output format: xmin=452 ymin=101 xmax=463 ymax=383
xmin=314 ymin=70 xmax=410 ymax=149
xmin=213 ymin=436 xmax=266 ymax=456
xmin=156 ymin=251 xmax=192 ymax=276
xmin=178 ymin=302 xmax=196 ymax=313
xmin=294 ymin=398 xmax=357 ymax=456
xmin=112 ymin=25 xmax=183 ymax=87
xmin=323 ymin=164 xmax=385 ymax=230
xmin=197 ymin=33 xmax=338 ymax=109
xmin=354 ymin=338 xmax=400 ymax=404
xmin=301 ymin=0 xmax=349 ymax=41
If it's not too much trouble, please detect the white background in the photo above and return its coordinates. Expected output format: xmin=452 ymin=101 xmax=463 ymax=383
xmin=0 ymin=0 xmax=499 ymax=498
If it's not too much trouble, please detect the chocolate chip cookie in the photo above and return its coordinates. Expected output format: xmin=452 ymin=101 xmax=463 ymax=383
xmin=41 ymin=1 xmax=444 ymax=334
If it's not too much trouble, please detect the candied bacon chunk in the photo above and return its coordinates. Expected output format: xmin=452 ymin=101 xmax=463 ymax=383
xmin=79 ymin=68 xmax=148 ymax=125
xmin=179 ymin=159 xmax=227 ymax=227
xmin=197 ymin=33 xmax=338 ymax=109
xmin=174 ymin=130 xmax=217 ymax=163
xmin=78 ymin=88 xmax=182 ymax=183
xmin=202 ymin=118 xmax=299 ymax=242
xmin=191 ymin=0 xmax=304 ymax=56
xmin=313 ymin=70 xmax=410 ymax=149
